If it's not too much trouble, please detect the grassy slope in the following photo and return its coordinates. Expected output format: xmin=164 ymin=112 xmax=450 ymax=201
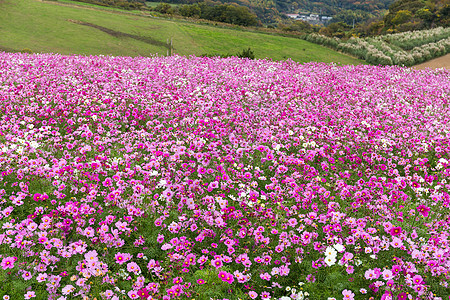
xmin=0 ymin=0 xmax=364 ymax=64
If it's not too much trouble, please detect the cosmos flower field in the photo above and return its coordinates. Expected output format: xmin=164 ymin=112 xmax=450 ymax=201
xmin=0 ymin=53 xmax=449 ymax=300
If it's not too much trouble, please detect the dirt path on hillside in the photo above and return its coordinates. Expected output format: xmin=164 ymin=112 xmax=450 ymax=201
xmin=413 ymin=54 xmax=450 ymax=70
xmin=67 ymin=19 xmax=169 ymax=48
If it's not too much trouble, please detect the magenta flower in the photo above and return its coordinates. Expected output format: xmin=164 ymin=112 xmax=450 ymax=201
xmin=248 ymin=291 xmax=258 ymax=299
xmin=225 ymin=273 xmax=234 ymax=284
xmin=412 ymin=274 xmax=423 ymax=285
xmin=312 ymin=260 xmax=320 ymax=269
xmin=416 ymin=205 xmax=430 ymax=217
xmin=391 ymin=264 xmax=401 ymax=274
xmin=196 ymin=279 xmax=206 ymax=285
xmin=218 ymin=271 xmax=228 ymax=282
xmin=115 ymin=252 xmax=131 ymax=265
xmin=211 ymin=258 xmax=223 ymax=269
xmin=306 ymin=274 xmax=316 ymax=282
xmin=397 ymin=292 xmax=407 ymax=300
xmin=137 ymin=288 xmax=149 ymax=299
xmin=427 ymin=260 xmax=438 ymax=268
xmin=390 ymin=226 xmax=402 ymax=236
xmin=260 ymin=272 xmax=271 ymax=281
xmin=22 ymin=271 xmax=32 ymax=280
xmin=33 ymin=193 xmax=42 ymax=202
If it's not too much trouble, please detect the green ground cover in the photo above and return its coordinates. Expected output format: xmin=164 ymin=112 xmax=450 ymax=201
xmin=0 ymin=0 xmax=364 ymax=64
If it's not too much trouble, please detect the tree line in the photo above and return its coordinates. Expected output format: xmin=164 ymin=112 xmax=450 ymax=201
xmin=153 ymin=0 xmax=259 ymax=26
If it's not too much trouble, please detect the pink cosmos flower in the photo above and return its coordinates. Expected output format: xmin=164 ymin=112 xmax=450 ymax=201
xmin=128 ymin=290 xmax=139 ymax=299
xmin=173 ymin=277 xmax=183 ymax=284
xmin=1 ymin=257 xmax=16 ymax=270
xmin=127 ymin=262 xmax=141 ymax=274
xmin=390 ymin=237 xmax=404 ymax=248
xmin=62 ymin=285 xmax=75 ymax=295
xmin=248 ymin=291 xmax=258 ymax=299
xmin=381 ymin=291 xmax=393 ymax=300
xmin=412 ymin=274 xmax=423 ymax=285
xmin=427 ymin=260 xmax=438 ymax=268
xmin=312 ymin=259 xmax=320 ymax=269
xmin=306 ymin=274 xmax=316 ymax=282
xmin=391 ymin=264 xmax=401 ymax=274
xmin=36 ymin=273 xmax=47 ymax=282
xmin=225 ymin=273 xmax=234 ymax=284
xmin=260 ymin=272 xmax=271 ymax=280
xmin=382 ymin=269 xmax=393 ymax=280
xmin=218 ymin=271 xmax=228 ymax=282
xmin=84 ymin=250 xmax=98 ymax=263
xmin=365 ymin=269 xmax=376 ymax=280
xmin=83 ymin=227 xmax=95 ymax=238
xmin=346 ymin=265 xmax=354 ymax=274
xmin=342 ymin=289 xmax=355 ymax=300
xmin=24 ymin=291 xmax=36 ymax=299
xmin=115 ymin=252 xmax=131 ymax=265
xmin=211 ymin=258 xmax=223 ymax=269
xmin=22 ymin=271 xmax=32 ymax=280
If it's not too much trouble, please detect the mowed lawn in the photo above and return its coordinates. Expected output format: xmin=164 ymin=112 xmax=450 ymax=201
xmin=0 ymin=0 xmax=364 ymax=64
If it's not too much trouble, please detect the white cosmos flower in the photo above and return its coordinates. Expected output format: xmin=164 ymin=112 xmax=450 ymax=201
xmin=16 ymin=146 xmax=24 ymax=155
xmin=333 ymin=243 xmax=345 ymax=252
xmin=324 ymin=256 xmax=336 ymax=266
xmin=325 ymin=246 xmax=337 ymax=257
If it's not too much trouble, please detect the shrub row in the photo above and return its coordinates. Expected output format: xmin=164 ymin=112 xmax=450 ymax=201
xmin=305 ymin=27 xmax=450 ymax=66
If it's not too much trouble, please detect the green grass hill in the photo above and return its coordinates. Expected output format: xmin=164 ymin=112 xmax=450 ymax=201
xmin=0 ymin=0 xmax=364 ymax=64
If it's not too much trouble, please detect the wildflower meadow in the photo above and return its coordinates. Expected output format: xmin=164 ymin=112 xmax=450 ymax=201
xmin=0 ymin=52 xmax=449 ymax=300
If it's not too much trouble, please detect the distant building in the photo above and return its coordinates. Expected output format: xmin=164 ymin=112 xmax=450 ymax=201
xmin=285 ymin=12 xmax=332 ymax=24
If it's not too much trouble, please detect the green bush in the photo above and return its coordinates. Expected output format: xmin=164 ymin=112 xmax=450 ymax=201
xmin=20 ymin=48 xmax=33 ymax=54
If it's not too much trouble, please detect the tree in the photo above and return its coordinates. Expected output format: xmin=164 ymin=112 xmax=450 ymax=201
xmin=179 ymin=4 xmax=201 ymax=17
xmin=391 ymin=9 xmax=413 ymax=25
xmin=154 ymin=3 xmax=175 ymax=14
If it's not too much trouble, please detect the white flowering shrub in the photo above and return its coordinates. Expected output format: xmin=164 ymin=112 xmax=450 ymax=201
xmin=381 ymin=27 xmax=450 ymax=50
xmin=305 ymin=27 xmax=450 ymax=66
